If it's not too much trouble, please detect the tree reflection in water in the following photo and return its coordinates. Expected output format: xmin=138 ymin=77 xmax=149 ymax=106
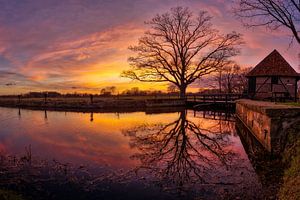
xmin=123 ymin=110 xmax=254 ymax=198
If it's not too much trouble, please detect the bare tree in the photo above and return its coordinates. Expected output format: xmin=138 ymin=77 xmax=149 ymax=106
xmin=167 ymin=83 xmax=178 ymax=93
xmin=122 ymin=7 xmax=242 ymax=98
xmin=212 ymin=62 xmax=251 ymax=93
xmin=234 ymin=0 xmax=300 ymax=44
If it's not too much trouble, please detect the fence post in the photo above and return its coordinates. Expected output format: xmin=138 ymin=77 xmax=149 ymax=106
xmin=18 ymin=95 xmax=21 ymax=104
xmin=44 ymin=93 xmax=47 ymax=104
xmin=90 ymin=94 xmax=94 ymax=104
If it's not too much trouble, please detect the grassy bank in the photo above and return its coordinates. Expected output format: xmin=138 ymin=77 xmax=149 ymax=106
xmin=0 ymin=96 xmax=145 ymax=109
xmin=236 ymin=115 xmax=300 ymax=199
xmin=0 ymin=97 xmax=149 ymax=113
xmin=0 ymin=150 xmax=119 ymax=200
xmin=0 ymin=96 xmax=191 ymax=113
xmin=279 ymin=102 xmax=300 ymax=107
xmin=278 ymin=122 xmax=300 ymax=200
xmin=0 ymin=189 xmax=24 ymax=200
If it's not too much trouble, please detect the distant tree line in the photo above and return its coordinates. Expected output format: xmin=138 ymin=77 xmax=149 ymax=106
xmin=0 ymin=89 xmax=181 ymax=98
xmin=1 ymin=63 xmax=251 ymax=99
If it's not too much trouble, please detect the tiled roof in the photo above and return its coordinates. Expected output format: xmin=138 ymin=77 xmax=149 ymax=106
xmin=246 ymin=49 xmax=299 ymax=77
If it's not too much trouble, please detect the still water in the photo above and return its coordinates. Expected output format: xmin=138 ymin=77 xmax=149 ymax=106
xmin=0 ymin=107 xmax=266 ymax=199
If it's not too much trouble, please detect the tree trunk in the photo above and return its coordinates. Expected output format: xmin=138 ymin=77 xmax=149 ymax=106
xmin=219 ymin=71 xmax=222 ymax=93
xmin=179 ymin=85 xmax=186 ymax=99
xmin=227 ymin=77 xmax=232 ymax=93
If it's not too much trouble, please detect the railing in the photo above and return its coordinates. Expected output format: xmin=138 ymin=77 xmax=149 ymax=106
xmin=186 ymin=93 xmax=244 ymax=103
xmin=145 ymin=93 xmax=245 ymax=107
xmin=192 ymin=110 xmax=235 ymax=122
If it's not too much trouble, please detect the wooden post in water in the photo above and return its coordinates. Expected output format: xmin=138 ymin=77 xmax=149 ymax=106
xmin=90 ymin=112 xmax=94 ymax=122
xmin=44 ymin=110 xmax=48 ymax=120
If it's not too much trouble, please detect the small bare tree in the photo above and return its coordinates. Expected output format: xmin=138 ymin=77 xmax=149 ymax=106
xmin=167 ymin=83 xmax=178 ymax=93
xmin=234 ymin=0 xmax=300 ymax=44
xmin=213 ymin=62 xmax=251 ymax=93
xmin=212 ymin=62 xmax=251 ymax=93
xmin=100 ymin=86 xmax=116 ymax=96
xmin=122 ymin=7 xmax=242 ymax=98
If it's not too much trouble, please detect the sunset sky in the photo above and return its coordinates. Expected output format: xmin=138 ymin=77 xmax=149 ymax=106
xmin=0 ymin=0 xmax=299 ymax=95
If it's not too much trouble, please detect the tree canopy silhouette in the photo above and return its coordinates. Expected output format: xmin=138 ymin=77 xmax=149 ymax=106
xmin=122 ymin=7 xmax=243 ymax=98
xmin=234 ymin=0 xmax=300 ymax=44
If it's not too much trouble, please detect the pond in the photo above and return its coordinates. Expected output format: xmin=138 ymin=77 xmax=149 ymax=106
xmin=0 ymin=107 xmax=272 ymax=200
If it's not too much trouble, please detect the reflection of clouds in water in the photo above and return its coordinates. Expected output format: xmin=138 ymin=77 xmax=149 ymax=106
xmin=0 ymin=107 xmax=264 ymax=199
xmin=123 ymin=110 xmax=262 ymax=198
xmin=0 ymin=108 xmax=141 ymax=168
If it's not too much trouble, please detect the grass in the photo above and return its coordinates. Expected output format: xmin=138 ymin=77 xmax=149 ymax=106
xmin=0 ymin=189 xmax=24 ymax=200
xmin=0 ymin=95 xmax=188 ymax=112
xmin=0 ymin=96 xmax=149 ymax=110
xmin=278 ymin=122 xmax=300 ymax=200
xmin=280 ymin=102 xmax=300 ymax=107
xmin=0 ymin=150 xmax=113 ymax=200
xmin=0 ymin=95 xmax=182 ymax=104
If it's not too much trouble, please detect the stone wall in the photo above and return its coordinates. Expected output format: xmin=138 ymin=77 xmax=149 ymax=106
xmin=236 ymin=99 xmax=300 ymax=154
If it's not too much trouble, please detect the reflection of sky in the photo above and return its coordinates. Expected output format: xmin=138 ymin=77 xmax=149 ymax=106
xmin=0 ymin=0 xmax=298 ymax=94
xmin=0 ymin=107 xmax=263 ymax=198
xmin=0 ymin=108 xmax=248 ymax=170
xmin=0 ymin=107 xmax=180 ymax=169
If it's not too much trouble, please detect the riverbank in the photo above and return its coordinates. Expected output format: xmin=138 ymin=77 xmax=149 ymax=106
xmin=278 ymin=122 xmax=300 ymax=200
xmin=0 ymin=97 xmax=196 ymax=115
xmin=236 ymin=110 xmax=300 ymax=200
xmin=236 ymin=99 xmax=300 ymax=199
xmin=0 ymin=97 xmax=145 ymax=111
xmin=236 ymin=99 xmax=300 ymax=153
xmin=0 ymin=96 xmax=230 ymax=113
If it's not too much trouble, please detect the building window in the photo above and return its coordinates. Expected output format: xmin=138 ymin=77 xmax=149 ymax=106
xmin=271 ymin=77 xmax=278 ymax=84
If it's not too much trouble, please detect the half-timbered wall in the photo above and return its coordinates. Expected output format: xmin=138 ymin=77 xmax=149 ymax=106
xmin=279 ymin=77 xmax=297 ymax=97
xmin=253 ymin=76 xmax=297 ymax=99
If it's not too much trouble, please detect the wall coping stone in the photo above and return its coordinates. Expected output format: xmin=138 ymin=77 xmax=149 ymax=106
xmin=236 ymin=99 xmax=300 ymax=118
